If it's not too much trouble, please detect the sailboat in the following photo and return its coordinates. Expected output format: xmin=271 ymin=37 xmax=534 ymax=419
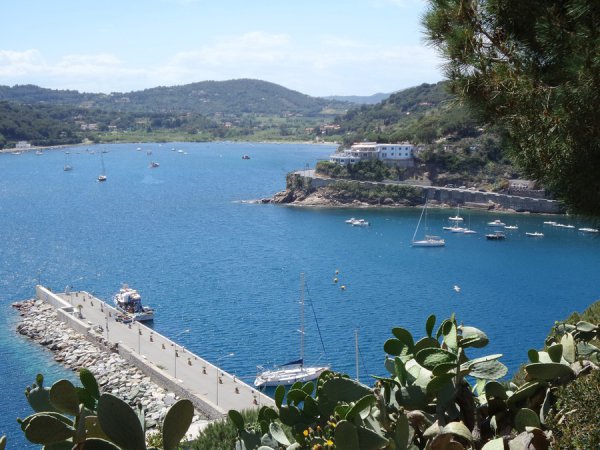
xmin=98 ymin=152 xmax=107 ymax=182
xmin=254 ymin=273 xmax=329 ymax=387
xmin=412 ymin=197 xmax=445 ymax=247
xmin=462 ymin=211 xmax=477 ymax=234
xmin=63 ymin=152 xmax=73 ymax=172
xmin=448 ymin=205 xmax=464 ymax=222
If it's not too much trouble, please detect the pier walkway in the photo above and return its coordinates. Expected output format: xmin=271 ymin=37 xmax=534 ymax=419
xmin=35 ymin=286 xmax=274 ymax=419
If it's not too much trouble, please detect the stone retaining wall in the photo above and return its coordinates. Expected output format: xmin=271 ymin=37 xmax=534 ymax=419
xmin=300 ymin=175 xmax=564 ymax=214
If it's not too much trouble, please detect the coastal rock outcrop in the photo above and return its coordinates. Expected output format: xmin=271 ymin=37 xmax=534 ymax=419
xmin=269 ymin=186 xmax=415 ymax=208
xmin=12 ymin=299 xmax=205 ymax=430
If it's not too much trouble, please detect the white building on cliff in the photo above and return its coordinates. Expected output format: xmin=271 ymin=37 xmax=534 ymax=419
xmin=329 ymin=142 xmax=414 ymax=166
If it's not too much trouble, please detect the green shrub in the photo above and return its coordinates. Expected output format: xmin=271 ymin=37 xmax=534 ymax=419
xmin=188 ymin=409 xmax=259 ymax=450
xmin=545 ymin=369 xmax=600 ymax=449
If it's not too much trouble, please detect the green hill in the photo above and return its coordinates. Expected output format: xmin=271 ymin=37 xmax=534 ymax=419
xmin=332 ymin=81 xmax=481 ymax=145
xmin=324 ymin=92 xmax=392 ymax=105
xmin=0 ymin=79 xmax=348 ymax=117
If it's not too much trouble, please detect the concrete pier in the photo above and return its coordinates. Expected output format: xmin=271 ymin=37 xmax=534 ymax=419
xmin=35 ymin=285 xmax=274 ymax=419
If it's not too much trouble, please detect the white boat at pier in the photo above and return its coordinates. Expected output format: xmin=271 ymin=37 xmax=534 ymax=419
xmin=113 ymin=285 xmax=154 ymax=322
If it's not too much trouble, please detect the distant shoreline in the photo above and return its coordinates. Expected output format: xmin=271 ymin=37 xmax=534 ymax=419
xmin=0 ymin=139 xmax=336 ymax=154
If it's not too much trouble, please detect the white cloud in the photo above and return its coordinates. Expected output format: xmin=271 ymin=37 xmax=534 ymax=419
xmin=0 ymin=31 xmax=443 ymax=95
xmin=169 ymin=32 xmax=290 ymax=67
xmin=0 ymin=49 xmax=45 ymax=76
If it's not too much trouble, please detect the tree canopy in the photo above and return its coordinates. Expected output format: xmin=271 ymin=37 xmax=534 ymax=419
xmin=422 ymin=0 xmax=600 ymax=215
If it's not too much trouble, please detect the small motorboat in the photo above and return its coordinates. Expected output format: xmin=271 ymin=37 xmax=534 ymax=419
xmin=487 ymin=220 xmax=506 ymax=227
xmin=486 ymin=231 xmax=506 ymax=240
xmin=525 ymin=232 xmax=544 ymax=237
xmin=150 ymin=161 xmax=160 ymax=168
xmin=579 ymin=227 xmax=599 ymax=233
xmin=242 ymin=154 xmax=251 ymax=160
xmin=504 ymin=225 xmax=518 ymax=230
xmin=351 ymin=219 xmax=369 ymax=227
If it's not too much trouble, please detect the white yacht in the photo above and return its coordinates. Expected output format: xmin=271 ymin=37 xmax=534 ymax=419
xmin=412 ymin=235 xmax=446 ymax=247
xmin=443 ymin=225 xmax=465 ymax=233
xmin=525 ymin=232 xmax=544 ymax=237
xmin=351 ymin=219 xmax=369 ymax=227
xmin=487 ymin=219 xmax=506 ymax=227
xmin=448 ymin=205 xmax=464 ymax=222
xmin=413 ymin=198 xmax=445 ymax=247
xmin=113 ymin=285 xmax=155 ymax=322
xmin=254 ymin=362 xmax=329 ymax=388
xmin=579 ymin=227 xmax=599 ymax=233
xmin=254 ymin=274 xmax=329 ymax=388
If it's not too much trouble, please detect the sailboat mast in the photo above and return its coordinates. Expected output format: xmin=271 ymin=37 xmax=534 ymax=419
xmin=412 ymin=200 xmax=427 ymax=242
xmin=300 ymin=272 xmax=305 ymax=367
xmin=355 ymin=329 xmax=359 ymax=382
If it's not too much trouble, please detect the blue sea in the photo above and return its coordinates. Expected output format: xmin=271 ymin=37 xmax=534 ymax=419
xmin=1 ymin=142 xmax=599 ymax=447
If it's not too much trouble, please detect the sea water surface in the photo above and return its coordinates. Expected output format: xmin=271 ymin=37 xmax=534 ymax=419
xmin=1 ymin=142 xmax=599 ymax=447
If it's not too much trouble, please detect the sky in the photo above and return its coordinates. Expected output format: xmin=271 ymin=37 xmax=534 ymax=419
xmin=1 ymin=0 xmax=445 ymax=97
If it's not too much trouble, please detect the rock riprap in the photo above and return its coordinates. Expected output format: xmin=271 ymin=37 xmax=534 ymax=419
xmin=12 ymin=299 xmax=205 ymax=429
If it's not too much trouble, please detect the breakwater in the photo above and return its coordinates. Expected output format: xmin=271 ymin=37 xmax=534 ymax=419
xmin=13 ymin=299 xmax=203 ymax=430
xmin=18 ymin=286 xmax=273 ymax=423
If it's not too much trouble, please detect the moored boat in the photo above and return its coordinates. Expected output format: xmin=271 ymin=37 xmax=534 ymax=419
xmin=412 ymin=198 xmax=445 ymax=247
xmin=487 ymin=219 xmax=506 ymax=227
xmin=413 ymin=235 xmax=446 ymax=247
xmin=254 ymin=361 xmax=329 ymax=388
xmin=113 ymin=285 xmax=154 ymax=322
xmin=448 ymin=205 xmax=464 ymax=222
xmin=486 ymin=231 xmax=506 ymax=240
xmin=525 ymin=232 xmax=544 ymax=237
xmin=579 ymin=227 xmax=599 ymax=233
xmin=254 ymin=274 xmax=328 ymax=387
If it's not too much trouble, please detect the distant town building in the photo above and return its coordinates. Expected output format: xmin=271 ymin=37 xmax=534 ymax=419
xmin=320 ymin=124 xmax=341 ymax=134
xmin=329 ymin=142 xmax=415 ymax=165
xmin=15 ymin=141 xmax=32 ymax=149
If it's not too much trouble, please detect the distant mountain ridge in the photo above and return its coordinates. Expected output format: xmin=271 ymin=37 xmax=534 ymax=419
xmin=0 ymin=79 xmax=350 ymax=116
xmin=324 ymin=92 xmax=393 ymax=105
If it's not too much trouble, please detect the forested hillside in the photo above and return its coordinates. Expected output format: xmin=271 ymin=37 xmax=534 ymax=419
xmin=0 ymin=79 xmax=348 ymax=116
xmin=332 ymin=82 xmax=481 ymax=145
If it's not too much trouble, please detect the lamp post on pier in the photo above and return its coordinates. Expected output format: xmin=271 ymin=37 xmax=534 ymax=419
xmin=174 ymin=329 xmax=190 ymax=379
xmin=216 ymin=352 xmax=235 ymax=406
xmin=137 ymin=324 xmax=142 ymax=354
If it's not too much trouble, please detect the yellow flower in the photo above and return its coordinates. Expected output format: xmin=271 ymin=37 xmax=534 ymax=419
xmin=326 ymin=439 xmax=334 ymax=447
xmin=303 ymin=429 xmax=309 ymax=437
